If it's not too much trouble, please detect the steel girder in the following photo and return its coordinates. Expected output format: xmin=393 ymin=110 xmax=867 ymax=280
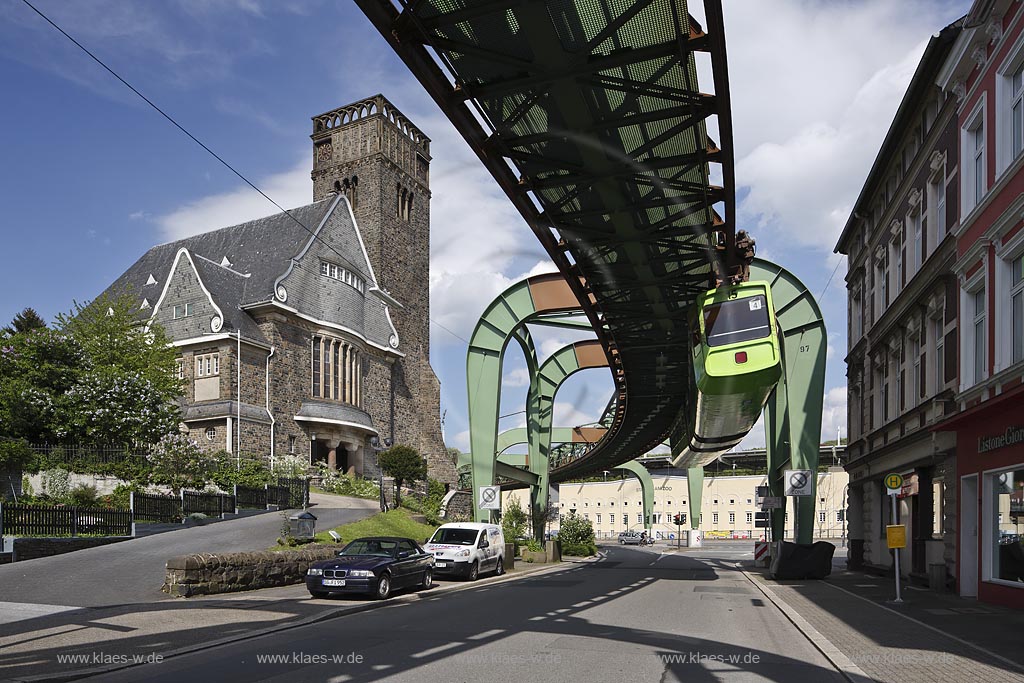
xmin=356 ymin=0 xmax=739 ymax=491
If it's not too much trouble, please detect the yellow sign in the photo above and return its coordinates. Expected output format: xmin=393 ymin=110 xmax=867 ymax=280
xmin=884 ymin=473 xmax=904 ymax=491
xmin=886 ymin=524 xmax=907 ymax=549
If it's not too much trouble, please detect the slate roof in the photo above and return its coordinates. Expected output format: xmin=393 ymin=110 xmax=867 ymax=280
xmin=104 ymin=196 xmax=397 ymax=350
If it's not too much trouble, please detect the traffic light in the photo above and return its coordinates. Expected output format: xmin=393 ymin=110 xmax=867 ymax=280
xmin=673 ymin=514 xmax=682 ymax=525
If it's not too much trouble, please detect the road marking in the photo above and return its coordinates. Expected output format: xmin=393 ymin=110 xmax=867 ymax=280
xmin=411 ymin=642 xmax=463 ymax=659
xmin=467 ymin=629 xmax=504 ymax=640
xmin=0 ymin=601 xmax=80 ymax=625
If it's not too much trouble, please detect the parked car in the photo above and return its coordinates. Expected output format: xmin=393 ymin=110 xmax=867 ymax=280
xmin=424 ymin=522 xmax=505 ymax=580
xmin=306 ymin=536 xmax=433 ymax=600
xmin=618 ymin=532 xmax=643 ymax=545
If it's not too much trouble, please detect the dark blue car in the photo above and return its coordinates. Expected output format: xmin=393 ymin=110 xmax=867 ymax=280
xmin=306 ymin=536 xmax=434 ymax=600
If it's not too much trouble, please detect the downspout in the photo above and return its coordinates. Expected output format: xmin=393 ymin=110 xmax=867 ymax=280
xmin=266 ymin=345 xmax=276 ymax=471
xmin=237 ymin=329 xmax=242 ymax=469
xmin=390 ymin=360 xmax=396 ymax=444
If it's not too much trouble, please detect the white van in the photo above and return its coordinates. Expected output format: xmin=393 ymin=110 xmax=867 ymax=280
xmin=424 ymin=522 xmax=505 ymax=581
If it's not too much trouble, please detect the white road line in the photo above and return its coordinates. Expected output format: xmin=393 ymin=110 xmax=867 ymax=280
xmin=467 ymin=629 xmax=504 ymax=640
xmin=411 ymin=642 xmax=463 ymax=659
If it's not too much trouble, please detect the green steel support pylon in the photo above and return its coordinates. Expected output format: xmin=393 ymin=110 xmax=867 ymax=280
xmin=613 ymin=460 xmax=655 ymax=535
xmin=750 ymin=258 xmax=827 ymax=545
xmin=466 ymin=273 xmax=586 ymax=523
xmin=687 ymin=467 xmax=704 ymax=530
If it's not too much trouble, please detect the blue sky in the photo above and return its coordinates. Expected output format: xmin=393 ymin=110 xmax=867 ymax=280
xmin=0 ymin=0 xmax=970 ymax=453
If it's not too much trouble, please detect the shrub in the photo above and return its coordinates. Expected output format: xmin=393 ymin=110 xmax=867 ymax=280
xmin=103 ymin=483 xmax=139 ymax=509
xmin=317 ymin=464 xmax=380 ymax=499
xmin=0 ymin=439 xmax=33 ymax=469
xmin=501 ymin=495 xmax=529 ymax=542
xmin=272 ymin=454 xmax=308 ymax=479
xmin=556 ymin=512 xmax=595 ymax=546
xmin=67 ymin=483 xmax=100 ymax=507
xmin=377 ymin=445 xmax=426 ymax=506
xmin=562 ymin=542 xmax=598 ymax=557
xmin=211 ymin=451 xmax=272 ymax=489
xmin=147 ymin=434 xmax=210 ymax=495
xmin=38 ymin=467 xmax=71 ymax=500
xmin=525 ymin=538 xmax=543 ymax=552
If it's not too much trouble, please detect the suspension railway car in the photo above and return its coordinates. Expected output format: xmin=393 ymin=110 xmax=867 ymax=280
xmin=672 ymin=281 xmax=782 ymax=469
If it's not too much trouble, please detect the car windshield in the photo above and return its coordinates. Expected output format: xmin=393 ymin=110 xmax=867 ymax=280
xmin=703 ymin=294 xmax=770 ymax=347
xmin=339 ymin=539 xmax=398 ymax=557
xmin=428 ymin=528 xmax=479 ymax=545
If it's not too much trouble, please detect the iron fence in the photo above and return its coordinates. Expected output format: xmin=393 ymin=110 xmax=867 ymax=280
xmin=1 ymin=503 xmax=132 ymax=537
xmin=27 ymin=443 xmax=150 ymax=467
xmin=273 ymin=477 xmax=308 ymax=509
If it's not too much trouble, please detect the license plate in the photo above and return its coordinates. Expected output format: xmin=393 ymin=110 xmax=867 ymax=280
xmin=435 ymin=562 xmax=447 ymax=568
xmin=322 ymin=579 xmax=346 ymax=587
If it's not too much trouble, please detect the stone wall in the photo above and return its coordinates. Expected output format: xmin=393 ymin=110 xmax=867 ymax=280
xmin=162 ymin=546 xmax=339 ymax=597
xmin=12 ymin=536 xmax=130 ymax=562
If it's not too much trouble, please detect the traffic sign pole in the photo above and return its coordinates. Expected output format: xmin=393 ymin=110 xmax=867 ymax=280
xmin=891 ymin=492 xmax=902 ymax=603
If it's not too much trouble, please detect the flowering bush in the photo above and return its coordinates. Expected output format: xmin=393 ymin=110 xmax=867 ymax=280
xmin=557 ymin=511 xmax=596 ymax=546
xmin=147 ymin=433 xmax=211 ymax=495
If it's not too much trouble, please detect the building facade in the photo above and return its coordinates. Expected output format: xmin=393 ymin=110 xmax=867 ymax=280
xmin=504 ymin=468 xmax=850 ymax=541
xmin=934 ymin=0 xmax=1024 ymax=609
xmin=105 ymin=96 xmax=456 ymax=484
xmin=835 ymin=21 xmax=963 ymax=585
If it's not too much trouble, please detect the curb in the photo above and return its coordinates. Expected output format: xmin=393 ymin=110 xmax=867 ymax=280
xmin=739 ymin=569 xmax=875 ymax=683
xmin=2 ymin=560 xmax=579 ymax=683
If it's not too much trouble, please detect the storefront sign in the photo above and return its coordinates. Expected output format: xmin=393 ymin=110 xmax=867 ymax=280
xmin=978 ymin=425 xmax=1024 ymax=454
xmin=898 ymin=472 xmax=919 ymax=499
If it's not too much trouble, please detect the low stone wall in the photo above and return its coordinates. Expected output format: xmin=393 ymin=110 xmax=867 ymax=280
xmin=13 ymin=536 xmax=131 ymax=561
xmin=163 ymin=546 xmax=340 ymax=597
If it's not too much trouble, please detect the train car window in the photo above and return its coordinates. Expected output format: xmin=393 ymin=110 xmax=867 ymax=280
xmin=703 ymin=295 xmax=770 ymax=347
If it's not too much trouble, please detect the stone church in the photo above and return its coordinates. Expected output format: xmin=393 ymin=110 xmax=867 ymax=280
xmin=104 ymin=95 xmax=455 ymax=484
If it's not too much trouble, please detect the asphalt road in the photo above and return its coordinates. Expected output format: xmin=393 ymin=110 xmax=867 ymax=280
xmin=97 ymin=544 xmax=845 ymax=683
xmin=0 ymin=493 xmax=378 ymax=608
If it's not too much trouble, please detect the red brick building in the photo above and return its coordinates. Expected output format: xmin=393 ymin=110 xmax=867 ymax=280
xmin=935 ymin=0 xmax=1024 ymax=609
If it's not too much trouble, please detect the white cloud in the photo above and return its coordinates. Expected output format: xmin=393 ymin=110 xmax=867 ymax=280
xmin=155 ymin=155 xmax=310 ymax=241
xmin=725 ymin=1 xmax=960 ymax=250
xmin=502 ymin=367 xmax=531 ymax=388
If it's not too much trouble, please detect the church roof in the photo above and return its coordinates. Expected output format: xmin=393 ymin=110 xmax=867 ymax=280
xmin=104 ymin=195 xmax=398 ymax=351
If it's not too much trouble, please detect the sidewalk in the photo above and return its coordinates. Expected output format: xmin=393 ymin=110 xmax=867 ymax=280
xmin=0 ymin=558 xmax=586 ymax=683
xmin=743 ymin=562 xmax=1024 ymax=683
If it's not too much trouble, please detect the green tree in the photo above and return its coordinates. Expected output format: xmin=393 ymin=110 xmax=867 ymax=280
xmin=0 ymin=328 xmax=85 ymax=441
xmin=51 ymin=292 xmax=182 ymax=444
xmin=501 ymin=495 xmax=529 ymax=542
xmin=378 ymin=444 xmax=427 ymax=506
xmin=147 ymin=433 xmax=210 ymax=495
xmin=557 ymin=511 xmax=595 ymax=546
xmin=2 ymin=308 xmax=47 ymax=335
xmin=56 ymin=292 xmax=182 ymax=400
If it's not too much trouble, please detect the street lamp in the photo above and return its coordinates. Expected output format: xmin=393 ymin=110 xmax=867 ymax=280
xmin=369 ymin=436 xmax=393 ymax=512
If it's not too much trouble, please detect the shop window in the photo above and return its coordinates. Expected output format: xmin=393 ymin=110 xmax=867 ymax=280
xmin=989 ymin=467 xmax=1024 ymax=584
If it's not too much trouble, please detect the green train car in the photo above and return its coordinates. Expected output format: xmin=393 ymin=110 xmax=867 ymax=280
xmin=672 ymin=281 xmax=782 ymax=469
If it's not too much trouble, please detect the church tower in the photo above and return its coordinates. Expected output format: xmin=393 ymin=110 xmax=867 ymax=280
xmin=311 ymin=95 xmax=454 ymax=484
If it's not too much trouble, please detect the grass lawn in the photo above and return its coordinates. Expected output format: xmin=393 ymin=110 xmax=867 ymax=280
xmin=312 ymin=508 xmax=439 ymax=546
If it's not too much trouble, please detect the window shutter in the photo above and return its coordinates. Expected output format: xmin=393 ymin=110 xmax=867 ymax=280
xmin=944 ymin=279 xmax=957 ymax=325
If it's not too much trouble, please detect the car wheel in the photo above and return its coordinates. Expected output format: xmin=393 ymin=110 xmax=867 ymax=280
xmin=619 ymin=540 xmax=625 ymax=544
xmin=468 ymin=561 xmax=479 ymax=581
xmin=420 ymin=568 xmax=433 ymax=590
xmin=376 ymin=573 xmax=392 ymax=600
xmin=309 ymin=590 xmax=328 ymax=599
xmin=495 ymin=556 xmax=505 ymax=576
